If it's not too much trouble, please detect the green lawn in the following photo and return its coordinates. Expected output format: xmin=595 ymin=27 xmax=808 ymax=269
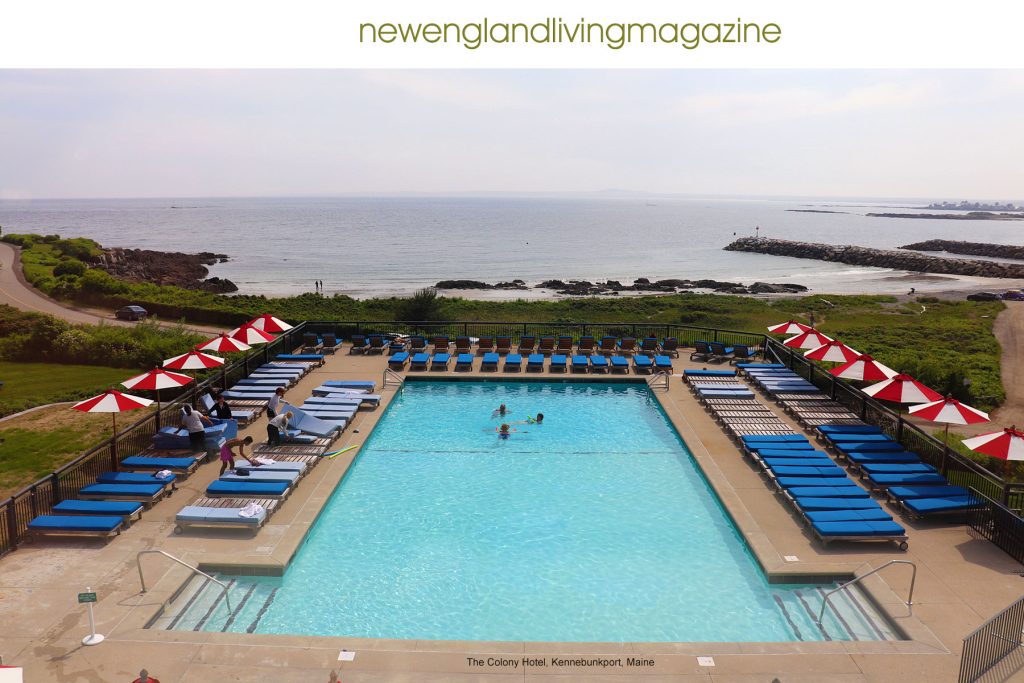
xmin=0 ymin=420 xmax=103 ymax=498
xmin=0 ymin=360 xmax=132 ymax=416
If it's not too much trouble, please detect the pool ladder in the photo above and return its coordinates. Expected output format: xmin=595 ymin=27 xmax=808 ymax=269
xmin=646 ymin=370 xmax=671 ymax=392
xmin=137 ymin=549 xmax=233 ymax=613
xmin=383 ymin=368 xmax=405 ymax=391
xmin=817 ymin=559 xmax=917 ymax=625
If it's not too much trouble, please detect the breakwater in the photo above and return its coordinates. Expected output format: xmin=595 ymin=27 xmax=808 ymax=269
xmin=901 ymin=239 xmax=1024 ymax=261
xmin=724 ymin=237 xmax=1024 ymax=279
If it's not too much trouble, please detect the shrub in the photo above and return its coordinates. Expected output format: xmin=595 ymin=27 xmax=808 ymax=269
xmin=399 ymin=288 xmax=445 ymax=321
xmin=53 ymin=258 xmax=87 ymax=277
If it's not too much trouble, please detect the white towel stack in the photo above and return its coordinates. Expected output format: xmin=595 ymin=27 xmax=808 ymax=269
xmin=256 ymin=457 xmax=276 ymax=465
xmin=238 ymin=502 xmax=265 ymax=518
xmin=156 ymin=469 xmax=174 ymax=479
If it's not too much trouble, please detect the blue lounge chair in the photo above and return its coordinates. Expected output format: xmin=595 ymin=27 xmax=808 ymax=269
xmin=768 ymin=465 xmax=847 ymax=478
xmin=804 ymin=509 xmax=894 ymax=523
xmin=866 ymin=472 xmax=948 ymax=489
xmin=571 ymin=355 xmax=589 ymax=373
xmin=322 ymin=380 xmax=377 ymax=390
xmin=633 ymin=355 xmax=654 ymax=373
xmin=175 ymin=505 xmax=268 ymax=534
xmin=275 ymin=354 xmax=325 ymax=363
xmin=902 ymin=496 xmax=980 ymax=518
xmin=755 ymin=448 xmax=825 ymax=457
xmin=456 ymin=353 xmax=474 ymax=371
xmin=590 ymin=355 xmax=609 ymax=373
xmin=819 ymin=425 xmax=883 ymax=435
xmin=496 ymin=336 xmax=513 ymax=354
xmin=775 ymin=477 xmax=859 ymax=489
xmin=481 ymin=352 xmax=500 ymax=371
xmin=637 ymin=337 xmax=659 ymax=356
xmin=786 ymin=486 xmax=870 ymax=499
xmin=811 ymin=520 xmax=908 ymax=549
xmin=431 ymin=353 xmax=451 ymax=370
xmin=741 ymin=434 xmax=809 ymax=443
xmin=206 ymin=480 xmax=290 ymax=498
xmin=220 ymin=470 xmax=300 ymax=484
xmin=690 ymin=341 xmax=713 ymax=361
xmin=237 ymin=461 xmax=306 ymax=474
xmin=683 ymin=369 xmax=736 ymax=379
xmin=283 ymin=405 xmax=344 ymax=437
xmin=793 ymin=496 xmax=881 ymax=511
xmin=304 ymin=395 xmax=367 ymax=406
xmin=699 ymin=390 xmax=755 ymax=399
xmin=322 ymin=333 xmax=343 ymax=354
xmin=860 ymin=463 xmax=936 ymax=475
xmin=408 ymin=336 xmax=428 ymax=352
xmin=348 ymin=335 xmax=369 ymax=354
xmin=96 ymin=471 xmax=177 ymax=492
xmin=222 ymin=390 xmax=275 ymax=401
xmin=610 ymin=356 xmax=629 ymax=373
xmin=660 ymin=338 xmax=680 ymax=357
xmin=366 ymin=335 xmax=388 ymax=354
xmin=827 ymin=433 xmax=894 ymax=443
xmin=833 ymin=441 xmax=905 ymax=453
xmin=504 ymin=354 xmax=523 ymax=372
xmin=886 ymin=485 xmax=970 ymax=500
xmin=28 ymin=515 xmax=124 ymax=540
xmin=410 ymin=352 xmax=430 ymax=371
xmin=737 ymin=362 xmax=785 ymax=369
xmin=120 ymin=456 xmax=199 ymax=474
xmin=654 ymin=355 xmax=673 ymax=371
xmin=709 ymin=342 xmax=734 ymax=362
xmin=79 ymin=483 xmax=167 ymax=505
xmin=52 ymin=500 xmax=144 ymax=523
xmin=762 ymin=457 xmax=837 ymax=468
xmin=549 ymin=354 xmax=568 ymax=372
xmin=844 ymin=451 xmax=922 ymax=465
xmin=389 ymin=352 xmax=410 ymax=370
xmin=527 ymin=354 xmax=545 ymax=371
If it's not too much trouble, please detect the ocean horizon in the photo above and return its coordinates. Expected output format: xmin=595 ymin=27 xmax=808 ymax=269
xmin=1 ymin=194 xmax=1022 ymax=299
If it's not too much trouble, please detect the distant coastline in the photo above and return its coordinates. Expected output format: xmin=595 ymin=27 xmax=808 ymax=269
xmin=868 ymin=211 xmax=1024 ymax=221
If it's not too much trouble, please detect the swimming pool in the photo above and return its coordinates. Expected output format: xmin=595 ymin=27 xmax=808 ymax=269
xmin=163 ymin=380 xmax=897 ymax=641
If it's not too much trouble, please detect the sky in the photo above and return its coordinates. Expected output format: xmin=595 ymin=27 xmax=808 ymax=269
xmin=0 ymin=70 xmax=1022 ymax=200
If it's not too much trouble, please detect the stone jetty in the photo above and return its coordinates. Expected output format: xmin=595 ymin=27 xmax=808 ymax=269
xmin=900 ymin=239 xmax=1024 ymax=261
xmin=724 ymin=237 xmax=1024 ymax=279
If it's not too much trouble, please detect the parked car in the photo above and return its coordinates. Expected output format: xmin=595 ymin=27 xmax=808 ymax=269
xmin=966 ymin=292 xmax=1001 ymax=301
xmin=1002 ymin=291 xmax=1024 ymax=301
xmin=115 ymin=305 xmax=148 ymax=321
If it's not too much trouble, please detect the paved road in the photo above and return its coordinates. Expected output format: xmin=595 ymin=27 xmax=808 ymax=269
xmin=0 ymin=242 xmax=223 ymax=334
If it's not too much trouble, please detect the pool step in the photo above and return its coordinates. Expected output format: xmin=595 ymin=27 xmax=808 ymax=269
xmin=152 ymin=574 xmax=281 ymax=633
xmin=774 ymin=585 xmax=900 ymax=641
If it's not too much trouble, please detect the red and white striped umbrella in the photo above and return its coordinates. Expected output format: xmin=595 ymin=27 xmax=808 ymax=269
xmin=830 ymin=354 xmax=897 ymax=381
xmin=230 ymin=322 xmax=276 ymax=345
xmin=121 ymin=368 xmax=194 ymax=391
xmin=863 ymin=374 xmax=943 ymax=404
xmin=909 ymin=396 xmax=990 ymax=425
xmin=73 ymin=389 xmax=153 ymax=436
xmin=804 ymin=340 xmax=861 ymax=363
xmin=783 ymin=330 xmax=834 ymax=350
xmin=163 ymin=350 xmax=225 ymax=370
xmin=963 ymin=427 xmax=1024 ymax=462
xmin=196 ymin=333 xmax=252 ymax=353
xmin=768 ymin=320 xmax=814 ymax=335
xmin=249 ymin=314 xmax=293 ymax=333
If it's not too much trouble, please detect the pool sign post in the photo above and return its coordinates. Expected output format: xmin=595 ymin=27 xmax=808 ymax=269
xmin=78 ymin=588 xmax=104 ymax=645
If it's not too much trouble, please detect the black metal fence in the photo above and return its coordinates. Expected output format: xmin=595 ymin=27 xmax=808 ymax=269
xmin=0 ymin=324 xmax=306 ymax=557
xmin=765 ymin=338 xmax=1024 ymax=509
xmin=959 ymin=591 xmax=1024 ymax=682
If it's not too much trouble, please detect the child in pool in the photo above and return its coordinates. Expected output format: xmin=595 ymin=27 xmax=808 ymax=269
xmin=492 ymin=403 xmax=508 ymax=418
xmin=498 ymin=423 xmax=511 ymax=438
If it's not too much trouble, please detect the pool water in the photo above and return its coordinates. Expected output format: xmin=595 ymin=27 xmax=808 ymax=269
xmin=163 ymin=381 xmax=897 ymax=641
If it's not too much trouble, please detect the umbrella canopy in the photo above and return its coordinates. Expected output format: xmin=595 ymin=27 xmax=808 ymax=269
xmin=804 ymin=340 xmax=861 ymax=363
xmin=163 ymin=350 xmax=225 ymax=370
xmin=963 ymin=427 xmax=1024 ymax=462
xmin=196 ymin=333 xmax=252 ymax=353
xmin=248 ymin=314 xmax=293 ymax=333
xmin=73 ymin=389 xmax=153 ymax=413
xmin=909 ymin=396 xmax=990 ymax=425
xmin=230 ymin=322 xmax=276 ymax=345
xmin=768 ymin=320 xmax=814 ymax=335
xmin=121 ymin=368 xmax=194 ymax=391
xmin=783 ymin=330 xmax=834 ymax=350
xmin=830 ymin=354 xmax=897 ymax=381
xmin=863 ymin=374 xmax=943 ymax=404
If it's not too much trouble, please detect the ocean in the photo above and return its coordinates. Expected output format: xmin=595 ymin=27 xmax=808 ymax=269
xmin=1 ymin=195 xmax=1022 ymax=299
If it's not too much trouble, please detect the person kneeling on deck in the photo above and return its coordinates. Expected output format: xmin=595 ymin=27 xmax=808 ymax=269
xmin=267 ymin=411 xmax=293 ymax=447
xmin=219 ymin=435 xmax=257 ymax=475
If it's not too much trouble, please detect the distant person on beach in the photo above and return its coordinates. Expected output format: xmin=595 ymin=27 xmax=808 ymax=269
xmin=219 ymin=435 xmax=257 ymax=474
xmin=909 ymin=287 xmax=916 ymax=294
xmin=267 ymin=387 xmax=285 ymax=419
xmin=267 ymin=411 xmax=293 ymax=446
xmin=180 ymin=405 xmax=212 ymax=450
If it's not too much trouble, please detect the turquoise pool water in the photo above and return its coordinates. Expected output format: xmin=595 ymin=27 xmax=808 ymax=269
xmin=173 ymin=381 xmax=896 ymax=641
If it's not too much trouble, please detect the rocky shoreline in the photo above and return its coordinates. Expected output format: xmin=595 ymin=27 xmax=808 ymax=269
xmin=93 ymin=248 xmax=238 ymax=293
xmin=724 ymin=237 xmax=1024 ymax=279
xmin=867 ymin=211 xmax=1024 ymax=221
xmin=900 ymin=239 xmax=1024 ymax=261
xmin=435 ymin=278 xmax=809 ymax=296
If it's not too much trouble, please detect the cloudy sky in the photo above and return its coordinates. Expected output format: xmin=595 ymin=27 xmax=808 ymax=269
xmin=0 ymin=70 xmax=1021 ymax=200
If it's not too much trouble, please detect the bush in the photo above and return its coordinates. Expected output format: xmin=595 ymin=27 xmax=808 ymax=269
xmin=399 ymin=288 xmax=445 ymax=321
xmin=53 ymin=258 xmax=87 ymax=277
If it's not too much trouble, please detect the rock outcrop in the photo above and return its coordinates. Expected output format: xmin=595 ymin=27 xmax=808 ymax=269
xmin=436 ymin=276 xmax=808 ymax=296
xmin=725 ymin=237 xmax=1024 ymax=279
xmin=93 ymin=248 xmax=238 ymax=292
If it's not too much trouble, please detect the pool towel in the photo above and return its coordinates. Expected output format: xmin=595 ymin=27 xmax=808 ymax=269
xmin=238 ymin=502 xmax=265 ymax=518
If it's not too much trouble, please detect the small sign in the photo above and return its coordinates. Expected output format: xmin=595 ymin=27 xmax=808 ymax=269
xmin=77 ymin=592 xmax=97 ymax=604
xmin=784 ymin=555 xmax=800 ymax=562
xmin=697 ymin=657 xmax=716 ymax=667
xmin=337 ymin=650 xmax=356 ymax=662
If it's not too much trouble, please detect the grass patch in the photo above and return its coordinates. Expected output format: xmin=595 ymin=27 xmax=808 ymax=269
xmin=0 ymin=360 xmax=133 ymax=417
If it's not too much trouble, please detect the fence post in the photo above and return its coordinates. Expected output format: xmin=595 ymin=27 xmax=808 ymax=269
xmin=51 ymin=474 xmax=61 ymax=505
xmin=941 ymin=443 xmax=949 ymax=477
xmin=109 ymin=436 xmax=118 ymax=471
xmin=830 ymin=375 xmax=837 ymax=400
xmin=861 ymin=395 xmax=868 ymax=420
xmin=263 ymin=345 xmax=269 ymax=365
xmin=897 ymin=416 xmax=904 ymax=443
xmin=5 ymin=503 xmax=18 ymax=551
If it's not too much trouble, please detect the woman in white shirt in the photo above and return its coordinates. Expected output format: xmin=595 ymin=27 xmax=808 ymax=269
xmin=267 ymin=387 xmax=285 ymax=419
xmin=267 ymin=410 xmax=293 ymax=446
xmin=180 ymin=404 xmax=212 ymax=450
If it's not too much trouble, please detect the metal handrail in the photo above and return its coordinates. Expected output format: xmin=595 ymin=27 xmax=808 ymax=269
xmin=383 ymin=368 xmax=404 ymax=390
xmin=646 ymin=371 xmax=670 ymax=392
xmin=137 ymin=549 xmax=233 ymax=613
xmin=817 ymin=560 xmax=916 ymax=624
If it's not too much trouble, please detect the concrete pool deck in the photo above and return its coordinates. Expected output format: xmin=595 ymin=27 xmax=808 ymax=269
xmin=1 ymin=348 xmax=1022 ymax=682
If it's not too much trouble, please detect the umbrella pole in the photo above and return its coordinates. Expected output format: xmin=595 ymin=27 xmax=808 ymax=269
xmin=110 ymin=412 xmax=119 ymax=471
xmin=941 ymin=423 xmax=950 ymax=477
xmin=156 ymin=388 xmax=161 ymax=430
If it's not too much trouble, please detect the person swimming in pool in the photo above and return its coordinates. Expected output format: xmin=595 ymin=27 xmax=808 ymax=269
xmin=492 ymin=403 xmax=508 ymax=418
xmin=498 ymin=423 xmax=511 ymax=438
